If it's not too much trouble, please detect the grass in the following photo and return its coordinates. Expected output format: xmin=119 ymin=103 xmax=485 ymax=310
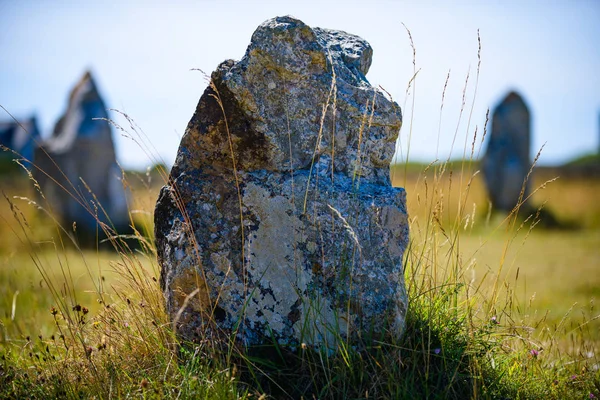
xmin=0 ymin=153 xmax=598 ymax=398
xmin=564 ymin=152 xmax=600 ymax=167
xmin=394 ymin=162 xmax=600 ymax=337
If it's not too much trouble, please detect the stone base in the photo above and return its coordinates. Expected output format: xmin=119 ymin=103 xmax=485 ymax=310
xmin=156 ymin=167 xmax=408 ymax=348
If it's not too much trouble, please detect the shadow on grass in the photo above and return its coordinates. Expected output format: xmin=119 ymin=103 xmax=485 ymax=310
xmin=515 ymin=206 xmax=580 ymax=231
xmin=193 ymin=292 xmax=532 ymax=400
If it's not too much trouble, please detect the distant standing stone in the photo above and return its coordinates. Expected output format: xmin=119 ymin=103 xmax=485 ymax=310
xmin=0 ymin=116 xmax=40 ymax=169
xmin=482 ymin=91 xmax=531 ymax=212
xmin=155 ymin=16 xmax=408 ymax=350
xmin=35 ymin=71 xmax=129 ymax=238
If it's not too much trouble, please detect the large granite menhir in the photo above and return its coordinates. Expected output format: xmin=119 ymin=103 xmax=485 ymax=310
xmin=155 ymin=16 xmax=408 ymax=349
xmin=482 ymin=91 xmax=531 ymax=212
xmin=35 ymin=71 xmax=129 ymax=239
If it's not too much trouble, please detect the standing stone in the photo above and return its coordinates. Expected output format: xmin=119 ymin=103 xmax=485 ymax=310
xmin=482 ymin=91 xmax=531 ymax=212
xmin=155 ymin=16 xmax=408 ymax=349
xmin=34 ymin=71 xmax=129 ymax=237
xmin=0 ymin=116 xmax=40 ymax=172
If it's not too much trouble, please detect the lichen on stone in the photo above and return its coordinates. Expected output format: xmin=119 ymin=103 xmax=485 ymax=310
xmin=155 ymin=16 xmax=409 ymax=350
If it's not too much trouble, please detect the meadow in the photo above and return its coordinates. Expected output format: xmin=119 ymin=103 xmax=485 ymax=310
xmin=393 ymin=162 xmax=600 ymax=352
xmin=0 ymin=156 xmax=598 ymax=398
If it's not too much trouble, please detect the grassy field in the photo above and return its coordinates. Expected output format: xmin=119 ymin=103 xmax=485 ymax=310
xmin=394 ymin=162 xmax=600 ymax=350
xmin=0 ymin=171 xmax=160 ymax=344
xmin=0 ymin=160 xmax=598 ymax=398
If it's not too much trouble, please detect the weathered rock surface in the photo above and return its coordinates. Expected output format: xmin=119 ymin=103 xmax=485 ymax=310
xmin=34 ymin=71 xmax=129 ymax=237
xmin=482 ymin=91 xmax=531 ymax=212
xmin=155 ymin=16 xmax=408 ymax=349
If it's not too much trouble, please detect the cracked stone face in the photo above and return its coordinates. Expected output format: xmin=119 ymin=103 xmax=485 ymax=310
xmin=155 ymin=16 xmax=408 ymax=349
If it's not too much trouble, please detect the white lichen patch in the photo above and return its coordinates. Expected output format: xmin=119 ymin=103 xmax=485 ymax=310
xmin=240 ymin=182 xmax=354 ymax=346
xmin=242 ymin=183 xmax=310 ymax=335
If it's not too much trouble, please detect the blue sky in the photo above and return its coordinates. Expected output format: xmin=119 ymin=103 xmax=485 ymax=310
xmin=1 ymin=0 xmax=599 ymax=169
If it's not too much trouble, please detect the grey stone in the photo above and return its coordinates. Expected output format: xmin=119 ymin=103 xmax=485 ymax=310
xmin=0 ymin=116 xmax=40 ymax=169
xmin=34 ymin=71 xmax=129 ymax=237
xmin=155 ymin=16 xmax=408 ymax=349
xmin=482 ymin=91 xmax=531 ymax=212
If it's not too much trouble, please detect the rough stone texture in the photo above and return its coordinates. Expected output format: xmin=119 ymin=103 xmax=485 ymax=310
xmin=34 ymin=71 xmax=129 ymax=236
xmin=0 ymin=116 xmax=40 ymax=169
xmin=155 ymin=16 xmax=408 ymax=349
xmin=482 ymin=91 xmax=531 ymax=212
